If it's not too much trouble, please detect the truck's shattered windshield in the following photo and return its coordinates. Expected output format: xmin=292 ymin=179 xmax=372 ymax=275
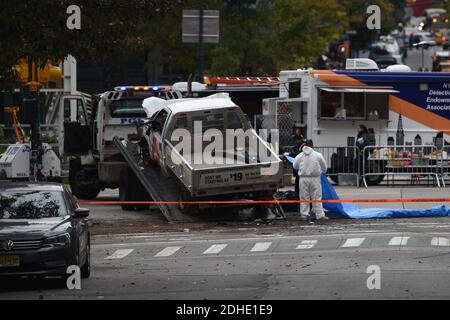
xmin=110 ymin=100 xmax=147 ymax=118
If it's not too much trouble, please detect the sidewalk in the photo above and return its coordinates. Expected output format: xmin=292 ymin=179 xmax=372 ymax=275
xmin=335 ymin=186 xmax=449 ymax=209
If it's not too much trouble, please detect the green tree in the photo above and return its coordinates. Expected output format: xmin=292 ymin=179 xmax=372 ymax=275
xmin=0 ymin=0 xmax=185 ymax=89
xmin=340 ymin=0 xmax=396 ymax=52
xmin=208 ymin=0 xmax=277 ymax=75
xmin=274 ymin=0 xmax=348 ymax=69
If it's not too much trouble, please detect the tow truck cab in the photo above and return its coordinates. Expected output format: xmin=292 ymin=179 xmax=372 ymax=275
xmin=65 ymin=86 xmax=181 ymax=200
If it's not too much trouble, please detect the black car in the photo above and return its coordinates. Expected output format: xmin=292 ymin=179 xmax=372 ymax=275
xmin=0 ymin=183 xmax=90 ymax=279
xmin=369 ymin=46 xmax=397 ymax=69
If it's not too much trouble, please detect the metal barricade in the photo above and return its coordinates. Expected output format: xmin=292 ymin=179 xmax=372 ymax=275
xmin=440 ymin=146 xmax=449 ymax=187
xmin=362 ymin=145 xmax=441 ymax=188
xmin=315 ymin=146 xmax=361 ymax=187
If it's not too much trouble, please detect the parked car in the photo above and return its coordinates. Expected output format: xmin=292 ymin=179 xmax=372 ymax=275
xmin=0 ymin=183 xmax=90 ymax=279
xmin=410 ymin=31 xmax=436 ymax=48
xmin=375 ymin=36 xmax=403 ymax=64
xmin=432 ymin=51 xmax=450 ymax=71
xmin=369 ymin=46 xmax=398 ymax=69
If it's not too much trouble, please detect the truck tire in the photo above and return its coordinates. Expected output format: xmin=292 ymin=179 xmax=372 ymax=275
xmin=364 ymin=161 xmax=385 ymax=186
xmin=365 ymin=174 xmax=385 ymax=186
xmin=69 ymin=160 xmax=101 ymax=200
xmin=119 ymin=167 xmax=137 ymax=211
xmin=179 ymin=189 xmax=199 ymax=215
xmin=119 ymin=166 xmax=150 ymax=211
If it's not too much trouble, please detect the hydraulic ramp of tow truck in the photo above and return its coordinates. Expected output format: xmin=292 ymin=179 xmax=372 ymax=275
xmin=113 ymin=136 xmax=194 ymax=223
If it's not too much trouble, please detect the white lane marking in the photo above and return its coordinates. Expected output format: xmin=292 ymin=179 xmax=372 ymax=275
xmin=94 ymin=232 xmax=419 ymax=249
xmin=431 ymin=237 xmax=450 ymax=247
xmin=251 ymin=242 xmax=272 ymax=252
xmin=105 ymin=249 xmax=134 ymax=260
xmin=342 ymin=238 xmax=365 ymax=248
xmin=203 ymin=244 xmax=228 ymax=255
xmin=388 ymin=236 xmax=410 ymax=246
xmin=296 ymin=240 xmax=318 ymax=250
xmin=155 ymin=246 xmax=182 ymax=257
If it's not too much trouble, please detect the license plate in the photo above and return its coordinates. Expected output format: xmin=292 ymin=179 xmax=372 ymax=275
xmin=200 ymin=169 xmax=262 ymax=188
xmin=0 ymin=256 xmax=20 ymax=267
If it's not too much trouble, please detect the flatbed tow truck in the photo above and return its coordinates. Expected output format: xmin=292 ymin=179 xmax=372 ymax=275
xmin=114 ymin=94 xmax=285 ymax=222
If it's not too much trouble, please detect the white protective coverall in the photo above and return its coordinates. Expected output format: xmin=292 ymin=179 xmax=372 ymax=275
xmin=292 ymin=146 xmax=328 ymax=219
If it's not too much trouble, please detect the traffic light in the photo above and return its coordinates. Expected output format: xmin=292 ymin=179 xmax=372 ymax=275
xmin=37 ymin=61 xmax=62 ymax=85
xmin=12 ymin=59 xmax=62 ymax=91
xmin=12 ymin=59 xmax=30 ymax=84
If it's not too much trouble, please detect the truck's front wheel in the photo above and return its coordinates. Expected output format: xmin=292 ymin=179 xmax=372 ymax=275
xmin=69 ymin=160 xmax=101 ymax=200
xmin=119 ymin=166 xmax=150 ymax=211
xmin=178 ymin=189 xmax=199 ymax=215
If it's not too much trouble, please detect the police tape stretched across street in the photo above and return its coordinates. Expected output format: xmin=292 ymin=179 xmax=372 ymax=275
xmin=292 ymin=140 xmax=328 ymax=222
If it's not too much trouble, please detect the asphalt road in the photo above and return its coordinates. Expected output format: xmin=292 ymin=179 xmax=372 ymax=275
xmin=1 ymin=222 xmax=449 ymax=300
xmin=0 ymin=225 xmax=450 ymax=300
xmin=404 ymin=45 xmax=439 ymax=71
xmin=2 ymin=186 xmax=448 ymax=300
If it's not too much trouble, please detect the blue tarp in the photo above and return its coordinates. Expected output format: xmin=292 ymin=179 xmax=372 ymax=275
xmin=285 ymin=156 xmax=450 ymax=219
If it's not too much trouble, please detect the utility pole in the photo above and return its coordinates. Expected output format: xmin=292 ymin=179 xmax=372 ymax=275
xmin=13 ymin=58 xmax=62 ymax=181
xmin=22 ymin=57 xmax=42 ymax=181
xmin=198 ymin=0 xmax=204 ymax=83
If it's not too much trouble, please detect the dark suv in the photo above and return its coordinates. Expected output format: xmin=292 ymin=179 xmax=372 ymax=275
xmin=0 ymin=183 xmax=90 ymax=279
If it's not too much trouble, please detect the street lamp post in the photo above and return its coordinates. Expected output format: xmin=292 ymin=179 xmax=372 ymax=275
xmin=198 ymin=0 xmax=204 ymax=82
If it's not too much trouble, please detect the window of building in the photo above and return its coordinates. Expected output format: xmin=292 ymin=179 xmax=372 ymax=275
xmin=320 ymin=91 xmax=342 ymax=118
xmin=366 ymin=93 xmax=389 ymax=120
xmin=344 ymin=93 xmax=365 ymax=118
xmin=319 ymin=88 xmax=392 ymax=120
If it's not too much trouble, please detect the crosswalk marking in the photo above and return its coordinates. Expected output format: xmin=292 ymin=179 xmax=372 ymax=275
xmin=388 ymin=236 xmax=410 ymax=246
xmin=431 ymin=237 xmax=450 ymax=247
xmin=155 ymin=246 xmax=182 ymax=257
xmin=106 ymin=249 xmax=134 ymax=260
xmin=342 ymin=238 xmax=365 ymax=248
xmin=203 ymin=244 xmax=228 ymax=255
xmin=102 ymin=235 xmax=450 ymax=260
xmin=296 ymin=240 xmax=318 ymax=250
xmin=251 ymin=242 xmax=272 ymax=252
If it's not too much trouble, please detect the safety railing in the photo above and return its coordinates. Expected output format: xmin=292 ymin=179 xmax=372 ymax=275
xmin=362 ymin=145 xmax=444 ymax=188
xmin=314 ymin=146 xmax=361 ymax=187
xmin=440 ymin=146 xmax=449 ymax=187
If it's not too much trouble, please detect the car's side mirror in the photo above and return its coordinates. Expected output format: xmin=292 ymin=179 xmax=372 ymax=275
xmin=74 ymin=208 xmax=90 ymax=219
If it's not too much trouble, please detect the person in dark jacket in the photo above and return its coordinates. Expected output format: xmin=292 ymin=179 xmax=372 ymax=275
xmin=289 ymin=126 xmax=305 ymax=151
xmin=356 ymin=125 xmax=370 ymax=183
xmin=290 ymin=137 xmax=305 ymax=194
xmin=356 ymin=125 xmax=369 ymax=151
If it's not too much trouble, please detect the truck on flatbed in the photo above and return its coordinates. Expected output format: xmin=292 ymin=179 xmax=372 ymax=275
xmin=115 ymin=94 xmax=284 ymax=221
xmin=65 ymin=86 xmax=180 ymax=200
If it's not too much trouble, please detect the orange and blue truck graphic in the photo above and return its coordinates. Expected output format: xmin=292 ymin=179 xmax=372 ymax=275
xmin=310 ymin=70 xmax=450 ymax=136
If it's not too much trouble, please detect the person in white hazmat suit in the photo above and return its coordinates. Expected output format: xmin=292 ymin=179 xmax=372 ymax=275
xmin=292 ymin=140 xmax=328 ymax=221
